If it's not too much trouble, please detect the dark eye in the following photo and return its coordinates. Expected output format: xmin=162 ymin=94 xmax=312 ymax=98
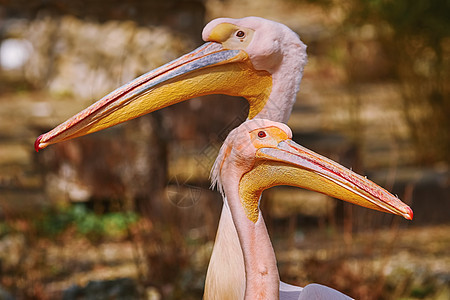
xmin=257 ymin=131 xmax=266 ymax=138
xmin=236 ymin=30 xmax=245 ymax=38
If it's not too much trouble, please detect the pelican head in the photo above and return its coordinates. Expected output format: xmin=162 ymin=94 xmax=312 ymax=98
xmin=211 ymin=119 xmax=413 ymax=223
xmin=35 ymin=17 xmax=307 ymax=151
xmin=207 ymin=119 xmax=412 ymax=299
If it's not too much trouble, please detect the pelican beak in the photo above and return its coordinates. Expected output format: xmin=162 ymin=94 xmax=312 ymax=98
xmin=35 ymin=42 xmax=272 ymax=151
xmin=248 ymin=139 xmax=413 ymax=220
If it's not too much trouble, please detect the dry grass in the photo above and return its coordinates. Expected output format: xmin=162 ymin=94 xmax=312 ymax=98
xmin=0 ymin=214 xmax=449 ymax=299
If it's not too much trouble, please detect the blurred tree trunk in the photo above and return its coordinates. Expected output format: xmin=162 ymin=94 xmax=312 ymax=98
xmin=134 ymin=112 xmax=169 ymax=219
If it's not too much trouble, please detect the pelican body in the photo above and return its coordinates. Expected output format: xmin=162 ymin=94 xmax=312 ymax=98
xmin=207 ymin=119 xmax=412 ymax=299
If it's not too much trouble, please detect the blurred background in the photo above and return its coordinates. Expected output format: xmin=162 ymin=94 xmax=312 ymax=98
xmin=0 ymin=0 xmax=448 ymax=299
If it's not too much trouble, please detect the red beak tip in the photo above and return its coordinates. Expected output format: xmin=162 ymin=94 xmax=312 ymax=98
xmin=406 ymin=207 xmax=414 ymax=220
xmin=34 ymin=135 xmax=43 ymax=152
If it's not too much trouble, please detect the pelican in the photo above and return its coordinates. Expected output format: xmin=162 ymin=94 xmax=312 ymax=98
xmin=32 ymin=17 xmax=410 ymax=299
xmin=34 ymin=16 xmax=306 ymax=151
xmin=207 ymin=119 xmax=413 ymax=299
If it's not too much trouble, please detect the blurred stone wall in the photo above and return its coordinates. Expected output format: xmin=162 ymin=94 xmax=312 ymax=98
xmin=0 ymin=1 xmax=206 ymax=99
xmin=4 ymin=17 xmax=191 ymax=99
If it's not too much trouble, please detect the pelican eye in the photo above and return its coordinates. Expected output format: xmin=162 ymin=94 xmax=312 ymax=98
xmin=236 ymin=30 xmax=245 ymax=38
xmin=257 ymin=131 xmax=267 ymax=138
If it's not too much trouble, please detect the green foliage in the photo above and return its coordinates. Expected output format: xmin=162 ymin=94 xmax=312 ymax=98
xmin=344 ymin=0 xmax=450 ymax=164
xmin=0 ymin=221 xmax=12 ymax=238
xmin=36 ymin=204 xmax=139 ymax=240
xmin=356 ymin=0 xmax=449 ymax=38
xmin=347 ymin=0 xmax=449 ymax=66
xmin=410 ymin=284 xmax=435 ymax=298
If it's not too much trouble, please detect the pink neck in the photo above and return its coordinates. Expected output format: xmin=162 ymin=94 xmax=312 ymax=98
xmin=224 ymin=178 xmax=280 ymax=299
xmin=255 ymin=41 xmax=306 ymax=123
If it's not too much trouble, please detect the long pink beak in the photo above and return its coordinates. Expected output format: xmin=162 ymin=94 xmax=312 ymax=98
xmin=35 ymin=42 xmax=272 ymax=151
xmin=251 ymin=139 xmax=413 ymax=220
